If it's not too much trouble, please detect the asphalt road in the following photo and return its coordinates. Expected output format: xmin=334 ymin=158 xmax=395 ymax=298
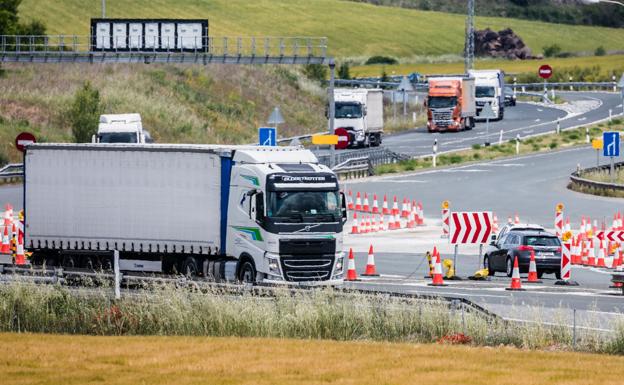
xmin=324 ymin=91 xmax=623 ymax=158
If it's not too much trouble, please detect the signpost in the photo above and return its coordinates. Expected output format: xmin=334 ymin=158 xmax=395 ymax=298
xmin=592 ymin=138 xmax=603 ymax=167
xmin=15 ymin=132 xmax=36 ymax=153
xmin=603 ymin=131 xmax=620 ymax=183
xmin=258 ymin=127 xmax=277 ymax=146
xmin=479 ymin=102 xmax=497 ymax=146
xmin=539 ymin=64 xmax=553 ymax=98
xmin=449 ymin=211 xmax=493 ymax=274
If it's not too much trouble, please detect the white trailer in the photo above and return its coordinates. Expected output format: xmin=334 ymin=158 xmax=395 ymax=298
xmin=24 ymin=144 xmax=347 ymax=284
xmin=332 ymin=88 xmax=384 ymax=147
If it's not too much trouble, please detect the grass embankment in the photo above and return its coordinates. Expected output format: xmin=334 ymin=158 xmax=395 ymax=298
xmin=376 ymin=119 xmax=623 ymax=175
xmin=18 ymin=0 xmax=624 ymax=58
xmin=4 ymin=333 xmax=624 ymax=385
xmin=351 ymin=54 xmax=624 ymax=78
xmin=0 ymin=63 xmax=326 ymax=163
xmin=2 ymin=282 xmax=624 ymax=355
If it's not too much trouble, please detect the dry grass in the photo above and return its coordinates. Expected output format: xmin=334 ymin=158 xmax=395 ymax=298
xmin=2 ymin=333 xmax=624 ymax=385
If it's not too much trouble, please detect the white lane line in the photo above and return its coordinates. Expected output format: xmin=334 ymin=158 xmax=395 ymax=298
xmin=578 ymin=117 xmax=587 ymax=121
xmin=534 ymin=119 xmax=541 ymax=122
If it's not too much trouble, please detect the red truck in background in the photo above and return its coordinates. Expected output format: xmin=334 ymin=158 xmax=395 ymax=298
xmin=426 ymin=76 xmax=476 ymax=133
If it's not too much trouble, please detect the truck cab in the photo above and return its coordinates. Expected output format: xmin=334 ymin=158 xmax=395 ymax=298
xmin=92 ymin=113 xmax=153 ymax=144
xmin=331 ymin=88 xmax=383 ymax=148
xmin=227 ymin=148 xmax=347 ymax=284
xmin=426 ymin=76 xmax=475 ymax=132
xmin=469 ymin=70 xmax=505 ymax=121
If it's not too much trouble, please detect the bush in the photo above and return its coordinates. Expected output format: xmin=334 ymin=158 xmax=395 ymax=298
xmin=338 ymin=62 xmax=351 ymax=80
xmin=543 ymin=44 xmax=562 ymax=58
xmin=595 ymin=46 xmax=607 ymax=56
xmin=365 ymin=55 xmax=398 ymax=65
xmin=549 ymin=141 xmax=558 ymax=149
xmin=68 ymin=81 xmax=102 ymax=143
xmin=471 ymin=144 xmax=481 ymax=150
xmin=302 ymin=64 xmax=327 ymax=84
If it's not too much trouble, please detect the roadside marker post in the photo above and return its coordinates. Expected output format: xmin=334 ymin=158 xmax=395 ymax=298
xmin=441 ymin=200 xmax=450 ymax=238
xmin=555 ymin=203 xmax=564 ymax=237
xmin=113 ymin=250 xmax=121 ymax=300
xmin=556 ymin=232 xmax=579 ymax=286
xmin=618 ymin=73 xmax=624 ymax=115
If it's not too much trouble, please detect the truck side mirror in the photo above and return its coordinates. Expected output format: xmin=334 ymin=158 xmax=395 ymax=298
xmin=340 ymin=192 xmax=348 ymax=223
xmin=255 ymin=192 xmax=265 ymax=223
xmin=363 ymin=106 xmax=367 ymax=116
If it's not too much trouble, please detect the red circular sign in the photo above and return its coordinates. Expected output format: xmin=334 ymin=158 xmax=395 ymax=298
xmin=334 ymin=127 xmax=350 ymax=150
xmin=15 ymin=132 xmax=36 ymax=153
xmin=538 ymin=64 xmax=553 ymax=79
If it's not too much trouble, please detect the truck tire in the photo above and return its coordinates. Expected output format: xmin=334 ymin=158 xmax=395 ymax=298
xmin=181 ymin=257 xmax=199 ymax=277
xmin=239 ymin=260 xmax=257 ymax=284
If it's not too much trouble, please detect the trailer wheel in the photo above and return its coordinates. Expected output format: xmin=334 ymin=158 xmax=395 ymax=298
xmin=239 ymin=260 xmax=257 ymax=284
xmin=181 ymin=257 xmax=198 ymax=277
xmin=61 ymin=255 xmax=76 ymax=269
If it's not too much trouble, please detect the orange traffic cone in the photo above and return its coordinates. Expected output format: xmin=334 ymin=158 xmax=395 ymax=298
xmin=393 ymin=211 xmax=401 ymax=230
xmin=514 ymin=213 xmax=520 ymax=224
xmin=15 ymin=232 xmax=25 ymax=265
xmin=587 ymin=239 xmax=596 ymax=266
xmin=350 ymin=212 xmax=359 ymax=234
xmin=378 ymin=215 xmax=385 ymax=232
xmin=428 ymin=249 xmax=447 ymax=286
xmin=372 ymin=194 xmax=379 ymax=214
xmin=0 ymin=226 xmax=10 ymax=254
xmin=355 ymin=192 xmax=362 ymax=211
xmin=363 ymin=193 xmax=370 ymax=213
xmin=506 ymin=256 xmax=525 ymax=291
xmin=401 ymin=198 xmax=409 ymax=218
xmin=347 ymin=190 xmax=354 ymax=211
xmin=345 ymin=248 xmax=359 ymax=281
xmin=382 ymin=195 xmax=390 ymax=215
xmin=417 ymin=201 xmax=425 ymax=226
xmin=362 ymin=245 xmax=379 ymax=276
xmin=525 ymin=250 xmax=542 ymax=283
xmin=392 ymin=196 xmax=399 ymax=215
xmin=596 ymin=240 xmax=606 ymax=267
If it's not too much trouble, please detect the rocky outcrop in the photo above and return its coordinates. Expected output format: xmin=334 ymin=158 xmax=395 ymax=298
xmin=474 ymin=28 xmax=533 ymax=60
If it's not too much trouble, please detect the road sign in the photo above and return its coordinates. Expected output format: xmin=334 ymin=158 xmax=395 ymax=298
xmin=258 ymin=127 xmax=277 ymax=146
xmin=479 ymin=102 xmax=497 ymax=119
xmin=397 ymin=75 xmax=414 ymax=92
xmin=592 ymin=139 xmax=603 ymax=150
xmin=334 ymin=127 xmax=350 ymax=150
xmin=603 ymin=132 xmax=620 ymax=157
xmin=312 ymin=134 xmax=338 ymax=145
xmin=596 ymin=231 xmax=624 ymax=242
xmin=538 ymin=64 xmax=553 ymax=79
xmin=267 ymin=107 xmax=285 ymax=126
xmin=15 ymin=132 xmax=36 ymax=152
xmin=449 ymin=211 xmax=492 ymax=245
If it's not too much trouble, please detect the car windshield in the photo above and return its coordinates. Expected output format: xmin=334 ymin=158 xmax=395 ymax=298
xmin=267 ymin=191 xmax=340 ymax=222
xmin=504 ymin=87 xmax=513 ymax=95
xmin=335 ymin=102 xmax=363 ymax=118
xmin=428 ymin=96 xmax=457 ymax=109
xmin=476 ymin=86 xmax=495 ymax=98
xmin=523 ymin=236 xmax=560 ymax=247
xmin=98 ymin=132 xmax=138 ymax=143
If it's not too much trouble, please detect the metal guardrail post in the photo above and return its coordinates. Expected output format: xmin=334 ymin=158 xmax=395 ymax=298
xmin=113 ymin=250 xmax=121 ymax=299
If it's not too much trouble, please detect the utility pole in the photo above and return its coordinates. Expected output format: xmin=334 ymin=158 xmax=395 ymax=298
xmin=102 ymin=0 xmax=106 ymax=18
xmin=464 ymin=0 xmax=475 ymax=74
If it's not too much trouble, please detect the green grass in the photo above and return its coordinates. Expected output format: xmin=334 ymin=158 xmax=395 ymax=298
xmin=375 ymin=121 xmax=623 ymax=175
xmin=17 ymin=0 xmax=624 ymax=59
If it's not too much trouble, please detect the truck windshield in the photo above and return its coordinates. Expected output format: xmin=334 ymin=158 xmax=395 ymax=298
xmin=476 ymin=86 xmax=496 ymax=98
xmin=98 ymin=132 xmax=138 ymax=143
xmin=268 ymin=191 xmax=340 ymax=222
xmin=335 ymin=102 xmax=363 ymax=119
xmin=428 ymin=96 xmax=457 ymax=109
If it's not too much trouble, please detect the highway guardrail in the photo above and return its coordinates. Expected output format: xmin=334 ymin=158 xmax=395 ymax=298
xmin=569 ymin=162 xmax=624 ymax=195
xmin=0 ymin=163 xmax=24 ymax=184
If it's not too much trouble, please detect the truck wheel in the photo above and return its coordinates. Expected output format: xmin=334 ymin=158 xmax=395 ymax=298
xmin=61 ymin=255 xmax=76 ymax=269
xmin=181 ymin=257 xmax=198 ymax=277
xmin=239 ymin=260 xmax=256 ymax=284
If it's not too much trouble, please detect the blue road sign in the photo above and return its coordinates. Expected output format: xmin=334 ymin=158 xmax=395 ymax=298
xmin=603 ymin=132 xmax=620 ymax=157
xmin=258 ymin=127 xmax=277 ymax=146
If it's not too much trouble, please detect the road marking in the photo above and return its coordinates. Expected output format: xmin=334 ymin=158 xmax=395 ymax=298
xmin=537 ymin=108 xmax=543 ymax=112
xmin=578 ymin=117 xmax=587 ymax=121
xmin=534 ymin=119 xmax=541 ymax=122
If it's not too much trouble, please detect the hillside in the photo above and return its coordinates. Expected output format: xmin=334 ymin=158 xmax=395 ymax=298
xmin=0 ymin=64 xmax=326 ymax=163
xmin=348 ymin=0 xmax=624 ymax=29
xmin=17 ymin=0 xmax=624 ymax=59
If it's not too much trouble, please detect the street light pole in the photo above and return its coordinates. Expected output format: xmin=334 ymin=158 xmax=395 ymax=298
xmin=102 ymin=0 xmax=106 ymax=17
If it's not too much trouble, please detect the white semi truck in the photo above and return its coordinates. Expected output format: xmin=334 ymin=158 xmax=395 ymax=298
xmin=23 ymin=144 xmax=347 ymax=284
xmin=92 ymin=113 xmax=153 ymax=144
xmin=468 ymin=70 xmax=505 ymax=121
xmin=331 ymin=88 xmax=384 ymax=148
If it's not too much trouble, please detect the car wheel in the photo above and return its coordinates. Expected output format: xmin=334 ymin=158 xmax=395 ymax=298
xmin=181 ymin=257 xmax=198 ymax=277
xmin=555 ymin=270 xmax=561 ymax=280
xmin=483 ymin=255 xmax=494 ymax=275
xmin=239 ymin=260 xmax=257 ymax=284
xmin=506 ymin=257 xmax=513 ymax=278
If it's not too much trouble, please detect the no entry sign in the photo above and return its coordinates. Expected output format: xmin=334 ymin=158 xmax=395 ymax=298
xmin=15 ymin=132 xmax=36 ymax=152
xmin=538 ymin=64 xmax=553 ymax=79
xmin=334 ymin=127 xmax=350 ymax=150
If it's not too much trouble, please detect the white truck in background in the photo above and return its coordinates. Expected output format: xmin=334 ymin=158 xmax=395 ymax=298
xmin=24 ymin=144 xmax=347 ymax=284
xmin=468 ymin=70 xmax=505 ymax=121
xmin=92 ymin=113 xmax=153 ymax=144
xmin=331 ymin=88 xmax=384 ymax=148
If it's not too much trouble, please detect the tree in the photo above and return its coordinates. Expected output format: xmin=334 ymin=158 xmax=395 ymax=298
xmin=69 ymin=81 xmax=102 ymax=143
xmin=302 ymin=64 xmax=327 ymax=84
xmin=0 ymin=0 xmax=21 ymax=36
xmin=338 ymin=62 xmax=351 ymax=80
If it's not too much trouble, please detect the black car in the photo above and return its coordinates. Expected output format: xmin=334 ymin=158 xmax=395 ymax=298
xmin=504 ymin=86 xmax=516 ymax=107
xmin=483 ymin=230 xmax=562 ymax=278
